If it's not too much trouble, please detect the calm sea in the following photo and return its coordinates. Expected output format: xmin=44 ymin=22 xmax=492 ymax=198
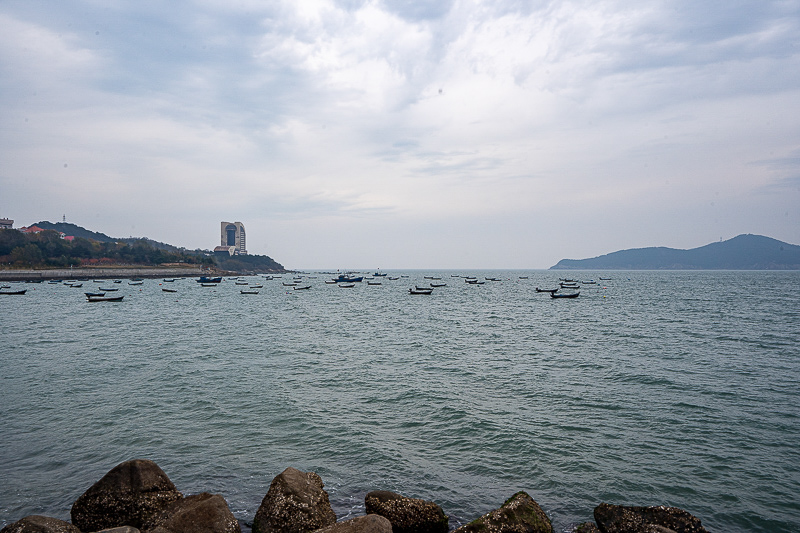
xmin=1 ymin=271 xmax=798 ymax=533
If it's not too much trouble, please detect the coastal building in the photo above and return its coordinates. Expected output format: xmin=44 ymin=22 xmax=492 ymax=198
xmin=220 ymin=221 xmax=246 ymax=255
xmin=213 ymin=245 xmax=237 ymax=256
xmin=0 ymin=218 xmax=12 ymax=229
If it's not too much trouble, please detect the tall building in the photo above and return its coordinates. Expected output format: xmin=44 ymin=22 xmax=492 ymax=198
xmin=220 ymin=221 xmax=247 ymax=255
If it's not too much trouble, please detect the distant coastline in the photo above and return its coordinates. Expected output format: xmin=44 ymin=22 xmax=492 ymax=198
xmin=550 ymin=234 xmax=800 ymax=270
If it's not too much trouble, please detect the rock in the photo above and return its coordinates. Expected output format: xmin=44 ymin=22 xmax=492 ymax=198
xmin=573 ymin=522 xmax=600 ymax=533
xmin=593 ymin=503 xmax=708 ymax=533
xmin=70 ymin=459 xmax=184 ymax=532
xmin=451 ymin=492 xmax=552 ymax=533
xmin=95 ymin=528 xmax=141 ymax=533
xmin=252 ymin=467 xmax=337 ymax=533
xmin=146 ymin=492 xmax=241 ymax=533
xmin=315 ymin=515 xmax=392 ymax=533
xmin=0 ymin=515 xmax=81 ymax=533
xmin=364 ymin=490 xmax=448 ymax=533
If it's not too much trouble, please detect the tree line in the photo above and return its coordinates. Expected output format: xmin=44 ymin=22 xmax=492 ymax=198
xmin=0 ymin=229 xmax=213 ymax=268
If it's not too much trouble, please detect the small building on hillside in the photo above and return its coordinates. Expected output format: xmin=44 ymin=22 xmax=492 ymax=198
xmin=0 ymin=218 xmax=12 ymax=229
xmin=213 ymin=245 xmax=237 ymax=256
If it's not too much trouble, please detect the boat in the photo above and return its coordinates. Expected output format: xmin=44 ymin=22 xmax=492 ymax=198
xmin=282 ymin=282 xmax=297 ymax=287
xmin=560 ymin=283 xmax=580 ymax=289
xmin=197 ymin=276 xmax=222 ymax=283
xmin=430 ymin=282 xmax=447 ymax=287
xmin=25 ymin=280 xmax=44 ymax=283
xmin=409 ymin=288 xmax=433 ymax=295
xmin=388 ymin=276 xmax=399 ymax=280
xmin=325 ymin=280 xmax=337 ymax=284
xmin=334 ymin=275 xmax=363 ymax=283
xmin=70 ymin=283 xmax=84 ymax=288
xmin=485 ymin=277 xmax=501 ymax=281
xmin=162 ymin=278 xmax=176 ymax=282
xmin=162 ymin=288 xmax=177 ymax=293
xmin=113 ymin=280 xmax=122 ymax=283
xmin=235 ymin=281 xmax=249 ymax=285
xmin=415 ymin=285 xmax=433 ymax=291
xmin=465 ymin=279 xmax=484 ymax=285
xmin=373 ymin=272 xmax=387 ymax=277
xmin=338 ymin=283 xmax=356 ymax=288
xmin=293 ymin=285 xmax=312 ymax=290
xmin=0 ymin=289 xmax=26 ymax=295
xmin=551 ymin=292 xmax=580 ymax=299
xmin=249 ymin=285 xmax=263 ymax=289
xmin=1 ymin=285 xmax=10 ymax=289
xmin=84 ymin=292 xmax=105 ymax=297
xmin=200 ymin=283 xmax=218 ymax=287
xmin=129 ymin=281 xmax=143 ymax=286
xmin=367 ymin=281 xmax=382 ymax=286
xmin=240 ymin=290 xmax=259 ymax=294
xmin=519 ymin=276 xmax=529 ymax=279
xmin=98 ymin=287 xmax=119 ymax=292
xmin=536 ymin=287 xmax=559 ymax=293
xmin=86 ymin=295 xmax=124 ymax=302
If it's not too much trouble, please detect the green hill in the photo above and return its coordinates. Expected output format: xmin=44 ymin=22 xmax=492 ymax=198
xmin=550 ymin=234 xmax=800 ymax=270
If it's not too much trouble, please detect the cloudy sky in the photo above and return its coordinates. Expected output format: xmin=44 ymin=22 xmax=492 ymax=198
xmin=1 ymin=0 xmax=798 ymax=269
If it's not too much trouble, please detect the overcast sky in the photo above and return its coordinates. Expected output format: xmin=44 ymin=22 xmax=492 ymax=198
xmin=1 ymin=0 xmax=798 ymax=269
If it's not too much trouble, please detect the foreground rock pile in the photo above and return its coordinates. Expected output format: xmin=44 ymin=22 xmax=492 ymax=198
xmin=1 ymin=459 xmax=709 ymax=533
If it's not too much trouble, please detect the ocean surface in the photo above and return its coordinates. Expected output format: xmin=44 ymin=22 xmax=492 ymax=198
xmin=1 ymin=271 xmax=798 ymax=532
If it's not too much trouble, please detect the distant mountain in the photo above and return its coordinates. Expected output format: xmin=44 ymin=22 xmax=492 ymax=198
xmin=550 ymin=234 xmax=800 ymax=270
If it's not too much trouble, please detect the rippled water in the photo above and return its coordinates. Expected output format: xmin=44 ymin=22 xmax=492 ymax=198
xmin=1 ymin=271 xmax=799 ymax=532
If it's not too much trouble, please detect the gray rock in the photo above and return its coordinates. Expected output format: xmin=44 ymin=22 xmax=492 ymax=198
xmin=573 ymin=522 xmax=600 ymax=533
xmin=71 ymin=459 xmax=184 ymax=532
xmin=364 ymin=490 xmax=448 ymax=533
xmin=315 ymin=515 xmax=392 ymax=533
xmin=252 ymin=467 xmax=336 ymax=533
xmin=451 ymin=492 xmax=552 ymax=533
xmin=146 ymin=492 xmax=241 ymax=533
xmin=593 ymin=503 xmax=707 ymax=533
xmin=94 ymin=528 xmax=141 ymax=533
xmin=0 ymin=515 xmax=81 ymax=533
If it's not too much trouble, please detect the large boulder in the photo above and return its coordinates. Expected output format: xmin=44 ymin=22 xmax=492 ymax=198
xmin=315 ymin=515 xmax=392 ymax=533
xmin=573 ymin=523 xmax=600 ymax=533
xmin=593 ymin=503 xmax=708 ymax=533
xmin=252 ymin=467 xmax=337 ymax=533
xmin=364 ymin=490 xmax=448 ymax=533
xmin=0 ymin=516 xmax=81 ymax=533
xmin=146 ymin=492 xmax=241 ymax=533
xmin=451 ymin=492 xmax=552 ymax=533
xmin=70 ymin=459 xmax=184 ymax=532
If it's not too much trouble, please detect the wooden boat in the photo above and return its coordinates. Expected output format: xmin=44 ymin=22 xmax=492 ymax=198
xmin=85 ymin=292 xmax=105 ymax=297
xmin=129 ymin=281 xmax=143 ymax=286
xmin=86 ymin=295 xmax=124 ymax=302
xmin=197 ymin=276 xmax=222 ymax=283
xmin=465 ymin=279 xmax=484 ymax=285
xmin=282 ymin=282 xmax=297 ymax=286
xmin=551 ymin=292 xmax=580 ymax=299
xmin=536 ymin=287 xmax=559 ymax=293
xmin=367 ymin=281 xmax=382 ymax=286
xmin=70 ymin=283 xmax=83 ymax=288
xmin=560 ymin=283 xmax=580 ymax=289
xmin=249 ymin=285 xmax=263 ymax=289
xmin=162 ymin=278 xmax=176 ymax=282
xmin=235 ymin=281 xmax=249 ymax=285
xmin=98 ymin=287 xmax=119 ymax=291
xmin=25 ymin=280 xmax=44 ymax=283
xmin=325 ymin=280 xmax=337 ymax=284
xmin=430 ymin=282 xmax=447 ymax=287
xmin=338 ymin=283 xmax=356 ymax=288
xmin=519 ymin=276 xmax=529 ymax=279
xmin=162 ymin=288 xmax=177 ymax=293
xmin=293 ymin=285 xmax=312 ymax=290
xmin=240 ymin=290 xmax=259 ymax=294
xmin=0 ymin=289 xmax=26 ymax=295
xmin=200 ymin=283 xmax=217 ymax=287
xmin=409 ymin=288 xmax=433 ymax=295
xmin=113 ymin=280 xmax=122 ymax=283
xmin=415 ymin=285 xmax=433 ymax=291
xmin=388 ymin=276 xmax=399 ymax=280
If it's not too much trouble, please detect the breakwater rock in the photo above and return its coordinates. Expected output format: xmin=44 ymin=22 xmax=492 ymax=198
xmin=1 ymin=459 xmax=710 ymax=533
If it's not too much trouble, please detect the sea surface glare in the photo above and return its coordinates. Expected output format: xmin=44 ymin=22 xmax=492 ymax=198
xmin=1 ymin=271 xmax=798 ymax=533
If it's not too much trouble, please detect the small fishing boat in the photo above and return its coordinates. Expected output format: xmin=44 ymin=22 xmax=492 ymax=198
xmin=325 ymin=280 xmax=337 ymax=284
xmin=335 ymin=275 xmax=363 ymax=283
xmin=519 ymin=276 xmax=529 ymax=279
xmin=86 ymin=295 xmax=124 ymax=302
xmin=551 ymin=292 xmax=580 ymax=299
xmin=129 ymin=281 xmax=143 ymax=286
xmin=201 ymin=283 xmax=217 ymax=287
xmin=162 ymin=278 xmax=176 ymax=282
xmin=368 ymin=281 xmax=382 ymax=285
xmin=240 ymin=290 xmax=259 ymax=294
xmin=415 ymin=285 xmax=433 ymax=291
xmin=430 ymin=282 xmax=447 ymax=287
xmin=282 ymin=282 xmax=297 ymax=286
xmin=235 ymin=281 xmax=249 ymax=285
xmin=84 ymin=292 xmax=105 ymax=297
xmin=0 ymin=289 xmax=26 ymax=295
xmin=293 ymin=285 xmax=312 ymax=290
xmin=373 ymin=272 xmax=387 ymax=277
xmin=409 ymin=288 xmax=433 ymax=295
xmin=536 ymin=287 xmax=559 ymax=293
xmin=113 ymin=280 xmax=122 ymax=284
xmin=249 ymin=285 xmax=263 ymax=289
xmin=197 ymin=276 xmax=222 ymax=283
xmin=98 ymin=287 xmax=119 ymax=292
xmin=388 ymin=276 xmax=399 ymax=280
xmin=70 ymin=283 xmax=84 ymax=288
xmin=162 ymin=288 xmax=177 ymax=293
xmin=338 ymin=283 xmax=356 ymax=288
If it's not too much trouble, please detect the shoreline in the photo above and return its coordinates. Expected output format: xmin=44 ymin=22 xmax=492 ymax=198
xmin=0 ymin=266 xmax=210 ymax=281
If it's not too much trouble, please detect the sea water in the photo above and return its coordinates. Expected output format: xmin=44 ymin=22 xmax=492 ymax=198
xmin=1 ymin=271 xmax=798 ymax=532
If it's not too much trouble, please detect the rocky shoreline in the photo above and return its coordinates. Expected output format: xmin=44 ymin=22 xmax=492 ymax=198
xmin=1 ymin=459 xmax=710 ymax=533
